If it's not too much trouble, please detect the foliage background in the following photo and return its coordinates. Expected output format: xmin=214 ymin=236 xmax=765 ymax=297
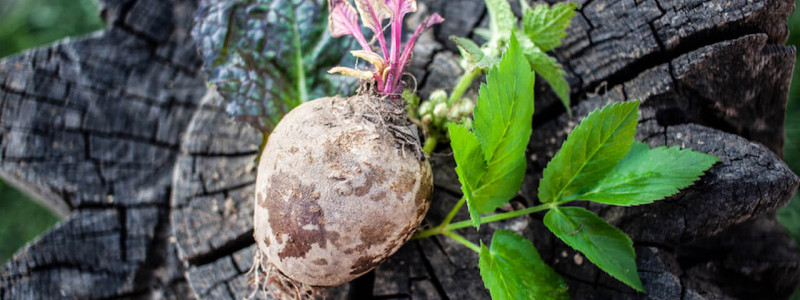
xmin=0 ymin=0 xmax=798 ymax=295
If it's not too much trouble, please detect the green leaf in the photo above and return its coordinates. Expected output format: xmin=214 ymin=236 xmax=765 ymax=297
xmin=544 ymin=207 xmax=644 ymax=292
xmin=577 ymin=142 xmax=719 ymax=205
xmin=449 ymin=35 xmax=534 ymax=229
xmin=448 ymin=122 xmax=487 ymax=227
xmin=522 ymin=3 xmax=578 ymax=52
xmin=470 ymin=35 xmax=534 ymax=213
xmin=193 ymin=0 xmax=356 ymax=134
xmin=518 ymin=34 xmax=570 ymax=112
xmin=479 ymin=230 xmax=569 ymax=300
xmin=484 ymin=0 xmax=517 ymax=45
xmin=451 ymin=35 xmax=498 ymax=71
xmin=538 ymin=101 xmax=639 ymax=203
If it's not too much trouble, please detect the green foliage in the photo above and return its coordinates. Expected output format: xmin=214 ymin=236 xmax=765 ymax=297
xmin=447 ymin=91 xmax=718 ymax=295
xmin=451 ymin=36 xmax=498 ymax=72
xmin=483 ymin=0 xmax=517 ymax=50
xmin=414 ymin=1 xmax=577 ymax=154
xmin=580 ymin=142 xmax=720 ymax=206
xmin=544 ymin=207 xmax=644 ymax=292
xmin=0 ymin=0 xmax=103 ymax=58
xmin=522 ymin=3 xmax=578 ymax=52
xmin=538 ymin=101 xmax=639 ymax=204
xmin=455 ymin=0 xmax=577 ymax=111
xmin=449 ymin=122 xmax=486 ymax=221
xmin=192 ymin=0 xmax=356 ymax=134
xmin=0 ymin=180 xmax=60 ymax=264
xmin=479 ymin=230 xmax=569 ymax=300
xmin=449 ymin=35 xmax=534 ymax=229
xmin=522 ymin=41 xmax=571 ymax=112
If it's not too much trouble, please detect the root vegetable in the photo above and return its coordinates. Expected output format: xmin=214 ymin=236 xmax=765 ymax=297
xmin=253 ymin=93 xmax=433 ymax=288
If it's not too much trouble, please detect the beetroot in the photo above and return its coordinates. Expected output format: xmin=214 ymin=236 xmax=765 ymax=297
xmin=254 ymin=94 xmax=432 ymax=288
xmin=250 ymin=1 xmax=442 ymax=297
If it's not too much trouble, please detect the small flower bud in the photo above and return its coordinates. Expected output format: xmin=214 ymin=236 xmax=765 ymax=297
xmin=448 ymin=107 xmax=461 ymax=120
xmin=422 ymin=114 xmax=433 ymax=125
xmin=433 ymin=103 xmax=448 ymax=120
xmin=459 ymin=99 xmax=475 ymax=115
xmin=429 ymin=89 xmax=448 ymax=104
xmin=419 ymin=101 xmax=433 ymax=116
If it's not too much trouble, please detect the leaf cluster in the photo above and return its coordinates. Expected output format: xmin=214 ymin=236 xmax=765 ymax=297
xmin=408 ymin=0 xmax=579 ymax=156
xmin=448 ymin=35 xmax=719 ymax=298
xmin=192 ymin=0 xmax=357 ymax=136
xmin=457 ymin=0 xmax=577 ymax=112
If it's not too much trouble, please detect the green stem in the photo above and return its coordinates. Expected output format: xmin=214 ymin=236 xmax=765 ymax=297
xmin=446 ymin=203 xmax=552 ymax=231
xmin=414 ymin=201 xmax=559 ymax=239
xmin=441 ymin=197 xmax=466 ymax=227
xmin=422 ymin=135 xmax=438 ymax=156
xmin=443 ymin=231 xmax=481 ymax=253
xmin=412 ymin=196 xmax=466 ymax=239
xmin=447 ymin=68 xmax=482 ymax=106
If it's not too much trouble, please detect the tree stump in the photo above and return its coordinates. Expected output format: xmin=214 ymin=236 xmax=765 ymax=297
xmin=0 ymin=0 xmax=205 ymax=298
xmin=2 ymin=0 xmax=800 ymax=299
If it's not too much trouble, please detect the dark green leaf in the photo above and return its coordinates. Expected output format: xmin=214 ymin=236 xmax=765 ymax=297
xmin=544 ymin=207 xmax=644 ymax=292
xmin=522 ymin=3 xmax=578 ymax=52
xmin=538 ymin=101 xmax=639 ymax=203
xmin=479 ymin=230 xmax=569 ymax=300
xmin=578 ymin=142 xmax=719 ymax=206
xmin=192 ymin=0 xmax=356 ymax=133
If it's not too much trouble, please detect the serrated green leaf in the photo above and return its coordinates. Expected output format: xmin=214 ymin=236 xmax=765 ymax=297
xmin=448 ymin=122 xmax=487 ymax=227
xmin=544 ymin=207 xmax=645 ymax=292
xmin=538 ymin=101 xmax=639 ymax=203
xmin=451 ymin=36 xmax=498 ymax=71
xmin=523 ymin=3 xmax=578 ymax=52
xmin=573 ymin=142 xmax=719 ymax=205
xmin=471 ymin=35 xmax=534 ymax=213
xmin=193 ymin=0 xmax=356 ymax=134
xmin=449 ymin=35 xmax=534 ymax=229
xmin=479 ymin=230 xmax=569 ymax=300
xmin=484 ymin=0 xmax=517 ymax=45
xmin=517 ymin=33 xmax=570 ymax=112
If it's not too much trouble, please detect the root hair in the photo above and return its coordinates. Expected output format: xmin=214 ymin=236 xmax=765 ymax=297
xmin=247 ymin=249 xmax=327 ymax=300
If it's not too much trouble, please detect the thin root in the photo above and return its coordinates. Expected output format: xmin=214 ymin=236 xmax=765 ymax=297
xmin=248 ymin=250 xmax=327 ymax=300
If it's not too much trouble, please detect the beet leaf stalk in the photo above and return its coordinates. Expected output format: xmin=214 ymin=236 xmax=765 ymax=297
xmin=327 ymin=0 xmax=443 ymax=96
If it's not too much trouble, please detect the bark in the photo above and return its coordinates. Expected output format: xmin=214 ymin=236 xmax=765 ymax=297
xmin=1 ymin=0 xmax=799 ymax=299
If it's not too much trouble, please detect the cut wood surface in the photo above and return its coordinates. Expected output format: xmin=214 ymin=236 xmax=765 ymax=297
xmin=0 ymin=0 xmax=205 ymax=298
xmin=2 ymin=0 xmax=800 ymax=299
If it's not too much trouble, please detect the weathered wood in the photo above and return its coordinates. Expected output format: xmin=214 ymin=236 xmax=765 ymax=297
xmin=170 ymin=0 xmax=800 ymax=299
xmin=2 ymin=0 xmax=799 ymax=299
xmin=0 ymin=0 xmax=205 ymax=298
xmin=551 ymin=0 xmax=795 ymax=155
